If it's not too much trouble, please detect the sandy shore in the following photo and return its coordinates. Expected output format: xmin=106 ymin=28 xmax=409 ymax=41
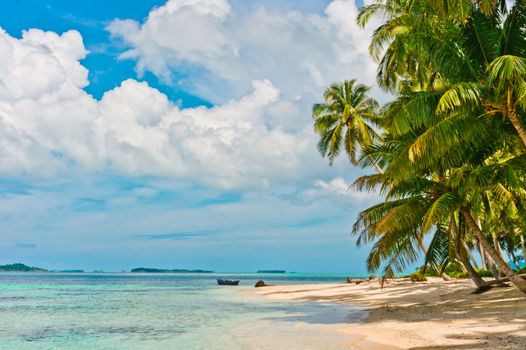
xmin=252 ymin=278 xmax=526 ymax=349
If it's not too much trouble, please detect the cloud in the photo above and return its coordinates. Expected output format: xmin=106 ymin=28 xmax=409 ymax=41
xmin=302 ymin=177 xmax=381 ymax=205
xmin=0 ymin=1 xmax=381 ymax=190
xmin=0 ymin=27 xmax=332 ymax=189
xmin=107 ymin=0 xmax=378 ymax=103
xmin=0 ymin=177 xmax=366 ymax=270
xmin=0 ymin=28 xmax=88 ymax=100
xmin=0 ymin=1 xmax=383 ymax=272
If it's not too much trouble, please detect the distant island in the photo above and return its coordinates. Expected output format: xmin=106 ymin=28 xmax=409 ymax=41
xmin=257 ymin=270 xmax=286 ymax=273
xmin=0 ymin=263 xmax=47 ymax=272
xmin=60 ymin=270 xmax=84 ymax=273
xmin=130 ymin=268 xmax=213 ymax=273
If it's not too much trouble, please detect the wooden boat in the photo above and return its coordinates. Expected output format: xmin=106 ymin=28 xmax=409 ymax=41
xmin=217 ymin=279 xmax=240 ymax=286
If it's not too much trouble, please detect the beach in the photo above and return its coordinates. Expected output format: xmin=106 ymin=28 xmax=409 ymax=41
xmin=0 ymin=273 xmax=525 ymax=349
xmin=253 ymin=278 xmax=526 ymax=350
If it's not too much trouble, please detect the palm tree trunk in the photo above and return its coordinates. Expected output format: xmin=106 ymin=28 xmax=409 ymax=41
xmin=461 ymin=209 xmax=526 ymax=293
xmin=521 ymin=235 xmax=526 ymax=268
xmin=493 ymin=235 xmax=507 ymax=277
xmin=508 ymin=110 xmax=526 ymax=148
xmin=458 ymin=249 xmax=486 ymax=288
xmin=485 ymin=252 xmax=500 ymax=279
xmin=477 ymin=240 xmax=489 ymax=270
xmin=368 ymin=155 xmax=384 ymax=174
xmin=493 ymin=234 xmax=506 ymax=262
xmin=449 ymin=215 xmax=485 ymax=287
xmin=510 ymin=249 xmax=520 ymax=270
xmin=463 ymin=241 xmax=479 ymax=270
xmin=356 ymin=141 xmax=383 ymax=174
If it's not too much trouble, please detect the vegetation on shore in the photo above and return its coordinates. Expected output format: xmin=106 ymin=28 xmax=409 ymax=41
xmin=0 ymin=263 xmax=47 ymax=272
xmin=313 ymin=0 xmax=526 ymax=293
xmin=130 ymin=268 xmax=213 ymax=273
xmin=58 ymin=270 xmax=84 ymax=273
xmin=257 ymin=270 xmax=286 ymax=273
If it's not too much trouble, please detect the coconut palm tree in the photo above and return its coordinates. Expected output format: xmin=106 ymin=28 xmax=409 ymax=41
xmin=352 ymin=150 xmax=526 ymax=292
xmin=435 ymin=1 xmax=526 ymax=147
xmin=312 ymin=0 xmax=526 ymax=293
xmin=312 ymin=80 xmax=383 ymax=173
xmin=360 ymin=0 xmax=526 ymax=149
xmin=350 ymin=124 xmax=488 ymax=287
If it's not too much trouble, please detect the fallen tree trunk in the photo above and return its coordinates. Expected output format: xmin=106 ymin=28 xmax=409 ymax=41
xmin=473 ymin=273 xmax=526 ymax=294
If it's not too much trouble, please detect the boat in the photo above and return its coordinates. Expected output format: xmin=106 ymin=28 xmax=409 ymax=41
xmin=217 ymin=279 xmax=240 ymax=286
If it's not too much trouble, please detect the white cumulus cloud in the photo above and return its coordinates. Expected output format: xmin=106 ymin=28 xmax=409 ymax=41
xmin=0 ymin=28 xmax=328 ymax=188
xmin=0 ymin=0 xmax=380 ymax=190
xmin=302 ymin=177 xmax=381 ymax=205
xmin=107 ymin=0 xmax=379 ymax=103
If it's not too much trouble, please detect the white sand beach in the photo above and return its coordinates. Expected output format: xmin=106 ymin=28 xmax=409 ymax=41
xmin=253 ymin=278 xmax=526 ymax=349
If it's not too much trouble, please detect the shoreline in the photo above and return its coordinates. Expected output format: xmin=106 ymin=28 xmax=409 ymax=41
xmin=249 ymin=278 xmax=526 ymax=349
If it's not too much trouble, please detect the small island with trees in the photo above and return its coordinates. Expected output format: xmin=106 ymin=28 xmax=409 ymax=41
xmin=130 ymin=268 xmax=213 ymax=273
xmin=257 ymin=270 xmax=286 ymax=273
xmin=0 ymin=263 xmax=47 ymax=272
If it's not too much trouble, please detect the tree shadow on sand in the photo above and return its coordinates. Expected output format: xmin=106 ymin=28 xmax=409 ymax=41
xmin=410 ymin=330 xmax=524 ymax=349
xmin=261 ymin=281 xmax=526 ymax=349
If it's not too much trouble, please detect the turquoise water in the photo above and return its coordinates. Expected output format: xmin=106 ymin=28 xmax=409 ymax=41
xmin=0 ymin=273 xmax=364 ymax=349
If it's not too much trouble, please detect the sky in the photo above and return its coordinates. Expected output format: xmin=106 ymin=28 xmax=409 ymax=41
xmin=0 ymin=0 xmax=391 ymax=273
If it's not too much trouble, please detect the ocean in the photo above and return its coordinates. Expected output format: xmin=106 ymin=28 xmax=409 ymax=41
xmin=0 ymin=273 xmax=366 ymax=349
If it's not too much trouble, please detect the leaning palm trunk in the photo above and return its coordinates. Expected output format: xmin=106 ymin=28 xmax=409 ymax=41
xmin=358 ymin=140 xmax=384 ymax=174
xmin=493 ymin=234 xmax=506 ymax=262
xmin=458 ymin=249 xmax=486 ymax=288
xmin=508 ymin=109 xmax=526 ymax=148
xmin=461 ymin=209 xmax=526 ymax=293
xmin=477 ymin=240 xmax=489 ymax=270
xmin=463 ymin=242 xmax=480 ymax=270
xmin=493 ymin=235 xmax=507 ymax=277
xmin=510 ymin=249 xmax=520 ymax=269
xmin=521 ymin=235 xmax=526 ymax=267
xmin=368 ymin=155 xmax=384 ymax=174
xmin=449 ymin=216 xmax=485 ymax=287
xmin=486 ymin=253 xmax=500 ymax=279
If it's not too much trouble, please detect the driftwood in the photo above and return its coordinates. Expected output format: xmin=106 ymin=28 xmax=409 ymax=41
xmin=473 ymin=273 xmax=526 ymax=294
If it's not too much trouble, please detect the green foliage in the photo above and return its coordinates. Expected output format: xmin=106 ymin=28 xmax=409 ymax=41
xmin=443 ymin=262 xmax=465 ymax=275
xmin=447 ymin=269 xmax=494 ymax=279
xmin=448 ymin=271 xmax=470 ymax=279
xmin=312 ymin=0 xmax=526 ymax=291
xmin=476 ymin=269 xmax=495 ymax=277
xmin=0 ymin=263 xmax=47 ymax=272
xmin=130 ymin=268 xmax=213 ymax=273
xmin=409 ymin=271 xmax=427 ymax=282
xmin=312 ymin=80 xmax=382 ymax=169
xmin=430 ymin=263 xmax=495 ymax=279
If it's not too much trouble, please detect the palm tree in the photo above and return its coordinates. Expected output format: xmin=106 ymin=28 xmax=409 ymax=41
xmin=435 ymin=2 xmax=526 ymax=148
xmin=312 ymin=0 xmax=526 ymax=293
xmin=360 ymin=0 xmax=526 ymax=149
xmin=352 ymin=149 xmax=526 ymax=292
xmin=312 ymin=80 xmax=383 ymax=173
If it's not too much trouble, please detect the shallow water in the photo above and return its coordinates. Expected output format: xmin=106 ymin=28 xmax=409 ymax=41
xmin=0 ymin=273 xmax=365 ymax=349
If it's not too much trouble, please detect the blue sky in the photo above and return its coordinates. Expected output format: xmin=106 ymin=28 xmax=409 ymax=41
xmin=0 ymin=0 xmax=394 ymax=273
